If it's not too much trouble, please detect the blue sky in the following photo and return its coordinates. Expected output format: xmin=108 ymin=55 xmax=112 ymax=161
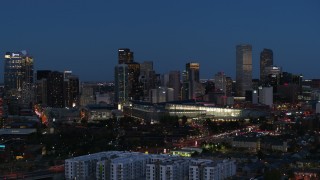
xmin=0 ymin=0 xmax=319 ymax=81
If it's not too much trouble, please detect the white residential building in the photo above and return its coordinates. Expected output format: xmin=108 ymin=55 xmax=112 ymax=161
xmin=65 ymin=151 xmax=236 ymax=180
xmin=189 ymin=159 xmax=236 ymax=180
xmin=65 ymin=151 xmax=123 ymax=180
xmin=96 ymin=154 xmax=149 ymax=180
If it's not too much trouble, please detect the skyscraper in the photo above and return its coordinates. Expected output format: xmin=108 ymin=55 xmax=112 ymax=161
xmin=4 ymin=51 xmax=34 ymax=93
xmin=127 ymin=62 xmax=142 ymax=100
xmin=168 ymin=71 xmax=181 ymax=101
xmin=47 ymin=71 xmax=64 ymax=108
xmin=63 ymin=72 xmax=80 ymax=108
xmin=115 ymin=48 xmax=141 ymax=102
xmin=226 ymin=77 xmax=233 ymax=96
xmin=236 ymin=44 xmax=252 ymax=96
xmin=114 ymin=64 xmax=129 ymax=104
xmin=140 ymin=61 xmax=156 ymax=101
xmin=118 ymin=48 xmax=134 ymax=64
xmin=36 ymin=70 xmax=51 ymax=105
xmin=260 ymin=49 xmax=273 ymax=83
xmin=214 ymin=72 xmax=227 ymax=95
xmin=4 ymin=51 xmax=34 ymax=112
xmin=183 ymin=62 xmax=201 ymax=99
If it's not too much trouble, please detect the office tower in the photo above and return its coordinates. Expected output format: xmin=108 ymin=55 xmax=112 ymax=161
xmin=150 ymin=87 xmax=174 ymax=103
xmin=264 ymin=66 xmax=282 ymax=78
xmin=236 ymin=44 xmax=252 ymax=96
xmin=226 ymin=77 xmax=233 ymax=96
xmin=214 ymin=72 xmax=227 ymax=95
xmin=47 ymin=71 xmax=64 ymax=108
xmin=114 ymin=64 xmax=129 ymax=104
xmin=4 ymin=51 xmax=34 ymax=94
xmin=140 ymin=61 xmax=157 ymax=101
xmin=115 ymin=48 xmax=141 ymax=102
xmin=36 ymin=70 xmax=79 ymax=108
xmin=264 ymin=66 xmax=282 ymax=88
xmin=181 ymin=70 xmax=189 ymax=100
xmin=140 ymin=61 xmax=153 ymax=73
xmin=162 ymin=73 xmax=170 ymax=87
xmin=260 ymin=49 xmax=273 ymax=83
xmin=127 ymin=62 xmax=142 ymax=100
xmin=259 ymin=86 xmax=273 ymax=107
xmin=118 ymin=48 xmax=134 ymax=64
xmin=4 ymin=51 xmax=34 ymax=112
xmin=80 ymin=83 xmax=95 ymax=106
xmin=63 ymin=70 xmax=73 ymax=79
xmin=168 ymin=71 xmax=181 ymax=101
xmin=186 ymin=62 xmax=200 ymax=83
xmin=64 ymin=72 xmax=80 ymax=108
xmin=183 ymin=62 xmax=200 ymax=100
xmin=36 ymin=70 xmax=51 ymax=105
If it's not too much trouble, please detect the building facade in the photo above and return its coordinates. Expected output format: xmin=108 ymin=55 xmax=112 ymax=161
xmin=182 ymin=63 xmax=201 ymax=100
xmin=4 ymin=51 xmax=34 ymax=93
xmin=118 ymin=48 xmax=134 ymax=64
xmin=114 ymin=64 xmax=129 ymax=104
xmin=258 ymin=86 xmax=273 ymax=107
xmin=63 ymin=73 xmax=80 ymax=108
xmin=236 ymin=44 xmax=252 ymax=96
xmin=65 ymin=151 xmax=236 ymax=180
xmin=260 ymin=48 xmax=273 ymax=83
xmin=214 ymin=72 xmax=227 ymax=95
xmin=4 ymin=51 xmax=34 ymax=110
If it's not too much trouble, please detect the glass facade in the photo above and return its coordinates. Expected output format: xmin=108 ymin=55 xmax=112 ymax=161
xmin=4 ymin=51 xmax=34 ymax=92
xmin=260 ymin=48 xmax=273 ymax=83
xmin=115 ymin=64 xmax=129 ymax=103
xmin=236 ymin=45 xmax=252 ymax=96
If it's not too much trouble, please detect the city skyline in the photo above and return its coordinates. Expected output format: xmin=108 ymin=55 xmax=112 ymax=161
xmin=1 ymin=0 xmax=319 ymax=81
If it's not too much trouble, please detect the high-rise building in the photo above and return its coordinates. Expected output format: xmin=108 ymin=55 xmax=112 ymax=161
xmin=80 ymin=83 xmax=95 ymax=106
xmin=181 ymin=70 xmax=189 ymax=100
xmin=36 ymin=70 xmax=51 ymax=105
xmin=118 ymin=48 xmax=134 ymax=64
xmin=150 ymin=87 xmax=174 ymax=103
xmin=47 ymin=71 xmax=64 ymax=108
xmin=115 ymin=49 xmax=141 ymax=103
xmin=36 ymin=70 xmax=79 ymax=108
xmin=114 ymin=64 xmax=129 ymax=104
xmin=214 ymin=72 xmax=227 ymax=95
xmin=236 ymin=44 xmax=252 ymax=96
xmin=185 ymin=62 xmax=200 ymax=99
xmin=259 ymin=86 xmax=273 ymax=107
xmin=226 ymin=77 xmax=233 ymax=96
xmin=63 ymin=72 xmax=80 ymax=108
xmin=168 ymin=71 xmax=181 ymax=101
xmin=127 ymin=62 xmax=142 ymax=100
xmin=4 ymin=51 xmax=34 ymax=94
xmin=4 ymin=51 xmax=34 ymax=112
xmin=264 ymin=66 xmax=282 ymax=88
xmin=140 ymin=61 xmax=157 ymax=101
xmin=260 ymin=49 xmax=273 ymax=83
xmin=140 ymin=61 xmax=153 ymax=73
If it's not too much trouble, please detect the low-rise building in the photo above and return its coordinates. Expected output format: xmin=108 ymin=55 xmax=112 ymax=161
xmin=232 ymin=136 xmax=260 ymax=152
xmin=65 ymin=151 xmax=236 ymax=180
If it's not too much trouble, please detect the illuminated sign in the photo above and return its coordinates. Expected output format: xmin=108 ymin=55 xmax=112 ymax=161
xmin=4 ymin=55 xmax=10 ymax=58
xmin=0 ymin=145 xmax=5 ymax=148
xmin=12 ymin=53 xmax=20 ymax=57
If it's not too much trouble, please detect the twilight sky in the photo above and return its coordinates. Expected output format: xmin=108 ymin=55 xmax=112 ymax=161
xmin=0 ymin=0 xmax=319 ymax=81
